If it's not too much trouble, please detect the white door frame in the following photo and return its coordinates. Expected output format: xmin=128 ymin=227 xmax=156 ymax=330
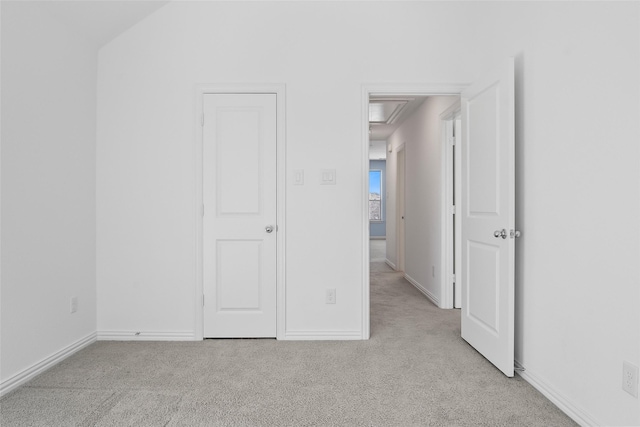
xmin=440 ymin=101 xmax=462 ymax=309
xmin=361 ymin=84 xmax=467 ymax=339
xmin=195 ymin=84 xmax=286 ymax=340
xmin=396 ymin=144 xmax=406 ymax=273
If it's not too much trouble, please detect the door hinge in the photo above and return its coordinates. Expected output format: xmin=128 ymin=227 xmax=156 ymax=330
xmin=448 ymin=136 xmax=456 ymax=146
xmin=451 ymin=274 xmax=456 ymax=284
xmin=202 ymin=295 xmax=205 ymax=306
xmin=450 ymin=205 xmax=456 ymax=215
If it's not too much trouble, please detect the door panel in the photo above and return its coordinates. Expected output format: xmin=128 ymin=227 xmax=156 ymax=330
xmin=217 ymin=240 xmax=262 ymax=310
xmin=467 ymin=240 xmax=500 ymax=333
xmin=216 ymin=109 xmax=262 ymax=215
xmin=467 ymin=85 xmax=500 ymax=215
xmin=461 ymin=58 xmax=515 ymax=377
xmin=203 ymin=93 xmax=277 ymax=338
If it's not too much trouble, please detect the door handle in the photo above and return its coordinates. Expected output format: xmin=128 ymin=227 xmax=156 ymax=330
xmin=494 ymin=229 xmax=507 ymax=239
xmin=265 ymin=225 xmax=274 ymax=233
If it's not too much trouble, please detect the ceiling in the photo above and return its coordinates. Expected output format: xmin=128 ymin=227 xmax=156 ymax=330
xmin=369 ymin=96 xmax=427 ymax=140
xmin=33 ymin=1 xmax=423 ymax=146
xmin=36 ymin=0 xmax=170 ymax=48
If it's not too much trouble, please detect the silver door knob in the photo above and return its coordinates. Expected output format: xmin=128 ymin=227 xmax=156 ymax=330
xmin=510 ymin=229 xmax=521 ymax=238
xmin=265 ymin=225 xmax=274 ymax=233
xmin=494 ymin=229 xmax=507 ymax=239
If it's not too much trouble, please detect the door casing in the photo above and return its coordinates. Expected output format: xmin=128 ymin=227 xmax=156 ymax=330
xmin=440 ymin=101 xmax=462 ymax=309
xmin=396 ymin=144 xmax=406 ymax=273
xmin=195 ymin=84 xmax=286 ymax=340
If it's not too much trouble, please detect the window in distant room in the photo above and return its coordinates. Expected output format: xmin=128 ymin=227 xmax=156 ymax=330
xmin=369 ymin=170 xmax=383 ymax=221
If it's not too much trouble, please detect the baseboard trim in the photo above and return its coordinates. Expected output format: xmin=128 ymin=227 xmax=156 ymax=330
xmin=97 ymin=331 xmax=195 ymax=341
xmin=370 ymin=236 xmax=386 ymax=240
xmin=404 ymin=273 xmax=440 ymax=307
xmin=514 ymin=360 xmax=602 ymax=427
xmin=284 ymin=330 xmax=362 ymax=340
xmin=385 ymin=259 xmax=397 ymax=270
xmin=0 ymin=332 xmax=97 ymax=398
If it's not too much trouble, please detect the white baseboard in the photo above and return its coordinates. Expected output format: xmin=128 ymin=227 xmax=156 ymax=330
xmin=97 ymin=331 xmax=195 ymax=341
xmin=370 ymin=236 xmax=386 ymax=240
xmin=385 ymin=259 xmax=397 ymax=270
xmin=514 ymin=360 xmax=602 ymax=427
xmin=404 ymin=273 xmax=440 ymax=307
xmin=0 ymin=332 xmax=97 ymax=398
xmin=284 ymin=330 xmax=362 ymax=340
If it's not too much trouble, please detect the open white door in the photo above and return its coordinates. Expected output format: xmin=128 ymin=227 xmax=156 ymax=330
xmin=460 ymin=58 xmax=516 ymax=377
xmin=203 ymin=93 xmax=277 ymax=338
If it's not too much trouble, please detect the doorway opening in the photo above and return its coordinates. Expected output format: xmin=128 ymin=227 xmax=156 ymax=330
xmin=363 ymin=58 xmax=517 ymax=377
xmin=363 ymin=86 xmax=464 ymax=342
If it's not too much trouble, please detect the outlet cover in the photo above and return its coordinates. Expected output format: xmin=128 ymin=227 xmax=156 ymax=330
xmin=623 ymin=361 xmax=638 ymax=397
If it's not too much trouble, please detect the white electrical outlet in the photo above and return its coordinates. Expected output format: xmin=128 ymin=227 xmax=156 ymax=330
xmin=70 ymin=296 xmax=78 ymax=314
xmin=326 ymin=289 xmax=336 ymax=304
xmin=623 ymin=361 xmax=638 ymax=397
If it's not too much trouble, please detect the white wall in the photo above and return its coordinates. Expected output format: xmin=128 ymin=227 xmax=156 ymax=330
xmin=386 ymin=97 xmax=458 ymax=305
xmin=1 ymin=2 xmax=97 ymax=390
xmin=96 ymin=2 xmax=639 ymax=425
xmin=369 ymin=140 xmax=387 ymax=160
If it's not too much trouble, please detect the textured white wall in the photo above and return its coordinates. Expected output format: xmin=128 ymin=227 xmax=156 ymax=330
xmin=95 ymin=2 xmax=639 ymax=425
xmin=386 ymin=96 xmax=458 ymax=305
xmin=1 ymin=2 xmax=97 ymax=386
xmin=369 ymin=140 xmax=387 ymax=160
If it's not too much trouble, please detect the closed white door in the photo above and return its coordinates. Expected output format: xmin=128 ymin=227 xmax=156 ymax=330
xmin=460 ymin=59 xmax=516 ymax=376
xmin=203 ymin=93 xmax=277 ymax=338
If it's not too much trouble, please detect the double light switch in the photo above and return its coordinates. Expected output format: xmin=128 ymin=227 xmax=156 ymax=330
xmin=292 ymin=169 xmax=337 ymax=185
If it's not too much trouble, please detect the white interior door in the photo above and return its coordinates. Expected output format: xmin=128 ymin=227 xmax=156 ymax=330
xmin=203 ymin=93 xmax=277 ymax=338
xmin=460 ymin=58 xmax=516 ymax=376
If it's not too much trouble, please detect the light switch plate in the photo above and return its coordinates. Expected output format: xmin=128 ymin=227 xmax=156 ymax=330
xmin=320 ymin=169 xmax=336 ymax=185
xmin=293 ymin=169 xmax=304 ymax=185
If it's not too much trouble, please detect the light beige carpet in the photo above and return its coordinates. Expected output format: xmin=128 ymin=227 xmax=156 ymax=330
xmin=0 ymin=254 xmax=575 ymax=426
